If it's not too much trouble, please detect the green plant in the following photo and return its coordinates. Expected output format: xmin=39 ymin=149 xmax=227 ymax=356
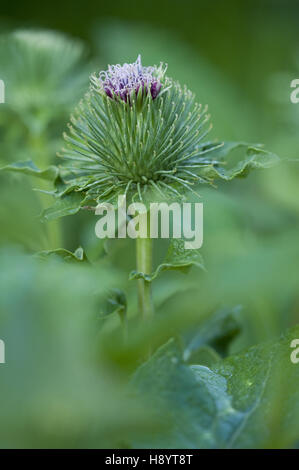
xmin=1 ymin=30 xmax=299 ymax=450
xmin=4 ymin=56 xmax=278 ymax=322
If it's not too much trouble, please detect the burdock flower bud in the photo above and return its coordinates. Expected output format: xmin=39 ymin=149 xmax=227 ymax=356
xmin=60 ymin=55 xmax=219 ymax=204
xmin=99 ymin=54 xmax=163 ymax=102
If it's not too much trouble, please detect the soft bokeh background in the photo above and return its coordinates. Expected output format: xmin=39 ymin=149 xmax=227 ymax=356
xmin=0 ymin=0 xmax=299 ymax=448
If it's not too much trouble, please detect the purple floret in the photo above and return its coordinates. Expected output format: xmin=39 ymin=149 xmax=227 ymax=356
xmin=99 ymin=55 xmax=165 ymax=102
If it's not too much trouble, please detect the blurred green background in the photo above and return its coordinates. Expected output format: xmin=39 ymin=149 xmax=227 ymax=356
xmin=0 ymin=0 xmax=299 ymax=449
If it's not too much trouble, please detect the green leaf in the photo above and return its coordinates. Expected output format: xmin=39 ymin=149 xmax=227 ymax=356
xmin=195 ymin=142 xmax=280 ymax=183
xmin=40 ymin=192 xmax=86 ymax=222
xmin=183 ymin=306 xmax=242 ymax=363
xmin=35 ymin=246 xmax=88 ymax=263
xmin=131 ymin=324 xmax=299 ymax=449
xmin=184 ymin=345 xmax=222 ymax=368
xmin=0 ymin=160 xmax=59 ymax=182
xmin=129 ymin=239 xmax=205 ymax=282
xmin=101 ymin=288 xmax=127 ymax=317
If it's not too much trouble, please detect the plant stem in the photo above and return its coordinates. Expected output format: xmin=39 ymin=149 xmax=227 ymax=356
xmin=136 ymin=236 xmax=154 ymax=319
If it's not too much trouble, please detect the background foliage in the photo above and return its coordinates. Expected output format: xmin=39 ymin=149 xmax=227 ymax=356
xmin=0 ymin=0 xmax=298 ymax=449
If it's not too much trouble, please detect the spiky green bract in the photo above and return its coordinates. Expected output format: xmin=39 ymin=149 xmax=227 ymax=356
xmin=59 ymin=71 xmax=220 ymax=206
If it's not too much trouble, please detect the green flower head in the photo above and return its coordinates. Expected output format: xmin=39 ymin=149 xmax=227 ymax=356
xmin=60 ymin=55 xmax=220 ymax=205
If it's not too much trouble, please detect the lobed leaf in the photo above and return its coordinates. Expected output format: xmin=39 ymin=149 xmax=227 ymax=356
xmin=35 ymin=246 xmax=88 ymax=263
xmin=0 ymin=160 xmax=59 ymax=182
xmin=129 ymin=238 xmax=205 ymax=282
xmin=40 ymin=192 xmax=86 ymax=222
xmin=195 ymin=142 xmax=280 ymax=183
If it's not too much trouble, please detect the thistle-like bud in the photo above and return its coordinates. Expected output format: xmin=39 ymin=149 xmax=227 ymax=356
xmin=99 ymin=54 xmax=164 ymax=102
xmin=60 ymin=55 xmax=219 ymax=205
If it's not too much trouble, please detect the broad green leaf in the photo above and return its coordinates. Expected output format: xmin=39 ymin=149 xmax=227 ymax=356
xmin=35 ymin=246 xmax=88 ymax=263
xmin=196 ymin=143 xmax=280 ymax=183
xmin=183 ymin=306 xmax=242 ymax=363
xmin=131 ymin=325 xmax=299 ymax=449
xmin=40 ymin=192 xmax=86 ymax=221
xmin=129 ymin=239 xmax=205 ymax=282
xmin=0 ymin=160 xmax=59 ymax=182
xmin=200 ymin=141 xmax=262 ymax=160
xmin=184 ymin=345 xmax=222 ymax=368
